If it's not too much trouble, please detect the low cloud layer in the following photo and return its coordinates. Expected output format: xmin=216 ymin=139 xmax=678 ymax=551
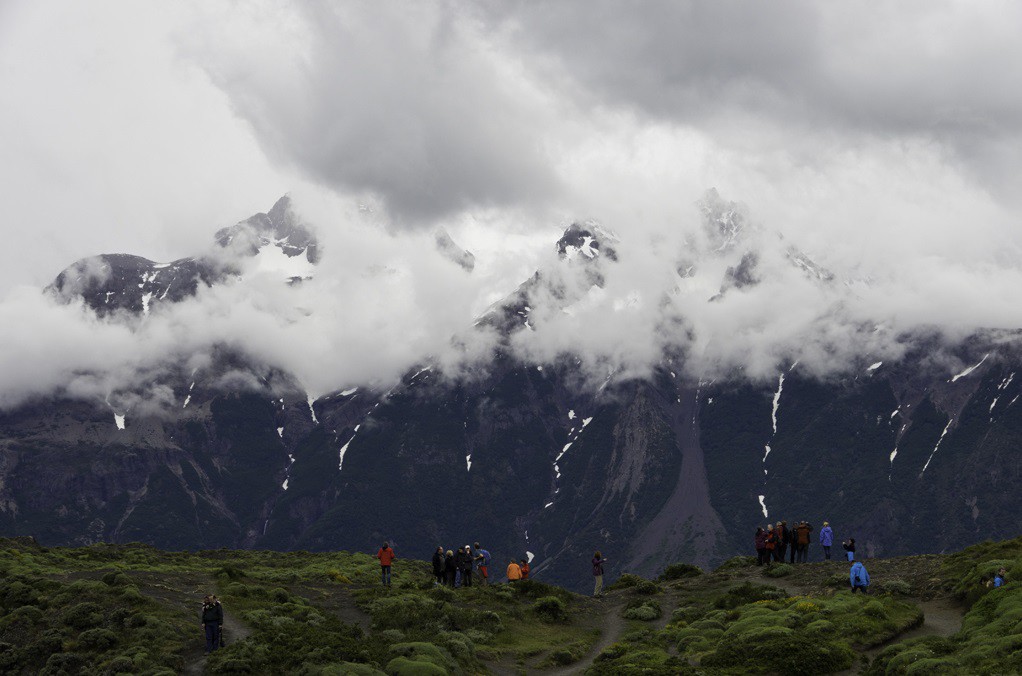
xmin=2 ymin=1 xmax=1022 ymax=409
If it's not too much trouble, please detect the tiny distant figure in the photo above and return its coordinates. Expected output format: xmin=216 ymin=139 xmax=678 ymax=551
xmin=754 ymin=527 xmax=767 ymax=565
xmin=473 ymin=542 xmax=491 ymax=585
xmin=850 ymin=559 xmax=870 ymax=594
xmin=520 ymin=559 xmax=530 ymax=579
xmin=995 ymin=568 xmax=1008 ymax=588
xmin=820 ymin=522 xmax=834 ymax=560
xmin=376 ymin=542 xmax=396 ymax=586
xmin=843 ymin=538 xmax=856 ymax=562
xmin=444 ymin=549 xmax=457 ymax=587
xmin=432 ymin=546 xmax=445 ymax=586
xmin=459 ymin=545 xmax=474 ymax=587
xmin=507 ymin=559 xmax=522 ymax=582
xmin=200 ymin=594 xmax=223 ymax=655
xmin=765 ymin=524 xmax=778 ymax=561
xmin=592 ymin=551 xmax=607 ymax=597
xmin=796 ymin=521 xmax=813 ymax=563
xmin=776 ymin=521 xmax=789 ymax=562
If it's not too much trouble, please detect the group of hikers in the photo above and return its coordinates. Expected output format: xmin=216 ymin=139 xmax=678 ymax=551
xmin=376 ymin=541 xmax=532 ymax=588
xmin=754 ymin=520 xmax=874 ymax=593
xmin=754 ymin=520 xmax=859 ymax=565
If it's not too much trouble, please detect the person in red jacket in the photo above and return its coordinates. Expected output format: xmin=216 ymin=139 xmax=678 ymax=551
xmin=520 ymin=559 xmax=530 ymax=580
xmin=376 ymin=542 xmax=396 ymax=587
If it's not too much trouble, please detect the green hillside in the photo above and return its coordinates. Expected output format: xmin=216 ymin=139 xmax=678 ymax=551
xmin=1 ymin=535 xmax=1021 ymax=674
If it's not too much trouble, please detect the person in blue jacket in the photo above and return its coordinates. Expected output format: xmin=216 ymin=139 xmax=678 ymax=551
xmin=995 ymin=568 xmax=1007 ymax=588
xmin=850 ymin=560 xmax=870 ymax=594
xmin=820 ymin=522 xmax=834 ymax=560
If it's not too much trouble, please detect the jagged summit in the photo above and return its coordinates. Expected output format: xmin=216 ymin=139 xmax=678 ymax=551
xmin=48 ymin=196 xmax=318 ymax=316
xmin=215 ymin=195 xmax=319 ymax=264
xmin=556 ymin=221 xmax=619 ymax=262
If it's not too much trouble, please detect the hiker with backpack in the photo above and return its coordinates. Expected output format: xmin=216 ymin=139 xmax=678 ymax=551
xmin=796 ymin=521 xmax=813 ymax=563
xmin=820 ymin=522 xmax=834 ymax=560
xmin=507 ymin=558 xmax=522 ymax=582
xmin=376 ymin=542 xmax=396 ymax=586
xmin=850 ymin=559 xmax=870 ymax=594
xmin=473 ymin=542 xmax=491 ymax=585
xmin=776 ymin=521 xmax=790 ymax=562
xmin=200 ymin=594 xmax=223 ymax=655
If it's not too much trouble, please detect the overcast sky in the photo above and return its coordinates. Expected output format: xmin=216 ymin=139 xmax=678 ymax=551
xmin=1 ymin=0 xmax=1022 ymax=406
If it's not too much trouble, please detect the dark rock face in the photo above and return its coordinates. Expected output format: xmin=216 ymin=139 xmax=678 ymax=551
xmin=6 ymin=196 xmax=1022 ymax=593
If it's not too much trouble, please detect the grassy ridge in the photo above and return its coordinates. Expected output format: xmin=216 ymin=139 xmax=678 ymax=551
xmin=1 ymin=536 xmax=1022 ymax=674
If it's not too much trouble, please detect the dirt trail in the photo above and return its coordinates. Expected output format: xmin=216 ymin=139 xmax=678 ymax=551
xmin=543 ymin=598 xmax=627 ymax=676
xmin=182 ymin=608 xmax=253 ymax=675
xmin=836 ymin=597 xmax=965 ymax=675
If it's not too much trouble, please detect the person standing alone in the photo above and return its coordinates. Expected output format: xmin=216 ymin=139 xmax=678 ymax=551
xmin=377 ymin=542 xmax=396 ymax=587
xmin=592 ymin=552 xmax=607 ymax=597
xmin=200 ymin=594 xmax=223 ymax=655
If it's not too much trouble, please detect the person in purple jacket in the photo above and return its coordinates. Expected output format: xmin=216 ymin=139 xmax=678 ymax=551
xmin=820 ymin=521 xmax=834 ymax=560
xmin=592 ymin=552 xmax=607 ymax=597
xmin=754 ymin=527 xmax=768 ymax=565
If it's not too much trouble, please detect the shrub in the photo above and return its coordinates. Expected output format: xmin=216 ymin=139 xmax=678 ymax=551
xmin=41 ymin=652 xmax=87 ymax=676
xmin=62 ymin=602 xmax=104 ymax=629
xmin=764 ymin=563 xmax=794 ymax=578
xmin=623 ymin=601 xmax=662 ymax=621
xmin=317 ymin=663 xmax=385 ymax=675
xmin=533 ymin=596 xmax=568 ymax=623
xmin=703 ymin=627 xmax=854 ymax=675
xmin=384 ymin=656 xmax=446 ymax=676
xmin=216 ymin=565 xmax=246 ymax=580
xmin=875 ymin=579 xmax=913 ymax=596
xmin=608 ymin=573 xmax=647 ymax=590
xmin=659 ymin=563 xmax=703 ymax=581
xmin=388 ymin=642 xmax=455 ymax=671
xmin=101 ymin=572 xmax=133 ymax=587
xmin=105 ymin=655 xmax=134 ymax=673
xmin=78 ymin=627 xmax=118 ymax=651
xmin=714 ymin=582 xmax=788 ymax=609
xmin=327 ymin=569 xmax=353 ymax=584
xmin=715 ymin=556 xmax=758 ymax=572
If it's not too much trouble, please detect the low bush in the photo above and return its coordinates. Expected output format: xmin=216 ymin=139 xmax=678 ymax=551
xmin=715 ymin=556 xmax=758 ymax=572
xmin=533 ymin=596 xmax=568 ymax=623
xmin=78 ymin=627 xmax=118 ymax=651
xmin=659 ymin=563 xmax=703 ymax=581
xmin=763 ymin=563 xmax=793 ymax=578
xmin=714 ymin=582 xmax=787 ymax=609
xmin=623 ymin=600 xmax=662 ymax=622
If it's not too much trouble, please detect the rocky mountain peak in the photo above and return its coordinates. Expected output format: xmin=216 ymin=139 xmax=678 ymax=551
xmin=556 ymin=222 xmax=619 ymax=262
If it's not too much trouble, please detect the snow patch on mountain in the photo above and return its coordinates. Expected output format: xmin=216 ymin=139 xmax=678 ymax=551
xmin=951 ymin=354 xmax=989 ymax=382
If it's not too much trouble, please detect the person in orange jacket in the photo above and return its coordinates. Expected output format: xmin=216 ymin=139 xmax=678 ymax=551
xmin=520 ymin=559 xmax=530 ymax=579
xmin=507 ymin=559 xmax=522 ymax=582
xmin=376 ymin=542 xmax=396 ymax=586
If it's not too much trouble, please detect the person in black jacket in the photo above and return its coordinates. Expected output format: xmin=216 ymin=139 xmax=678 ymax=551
xmin=432 ymin=546 xmax=445 ymax=585
xmin=201 ymin=594 xmax=223 ymax=654
xmin=458 ymin=544 xmax=474 ymax=587
xmin=444 ymin=550 xmax=457 ymax=587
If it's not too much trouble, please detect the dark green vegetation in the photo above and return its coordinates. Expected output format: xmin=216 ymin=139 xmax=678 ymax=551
xmin=5 ymin=535 xmax=1022 ymax=674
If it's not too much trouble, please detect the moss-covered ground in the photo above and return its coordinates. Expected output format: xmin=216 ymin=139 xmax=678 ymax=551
xmin=4 ymin=535 xmax=1022 ymax=674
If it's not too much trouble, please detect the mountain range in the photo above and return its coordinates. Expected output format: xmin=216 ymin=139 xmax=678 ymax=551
xmin=2 ymin=193 xmax=1020 ymax=592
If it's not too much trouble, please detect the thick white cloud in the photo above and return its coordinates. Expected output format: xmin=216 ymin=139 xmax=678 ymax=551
xmin=1 ymin=0 xmax=1021 ymax=408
